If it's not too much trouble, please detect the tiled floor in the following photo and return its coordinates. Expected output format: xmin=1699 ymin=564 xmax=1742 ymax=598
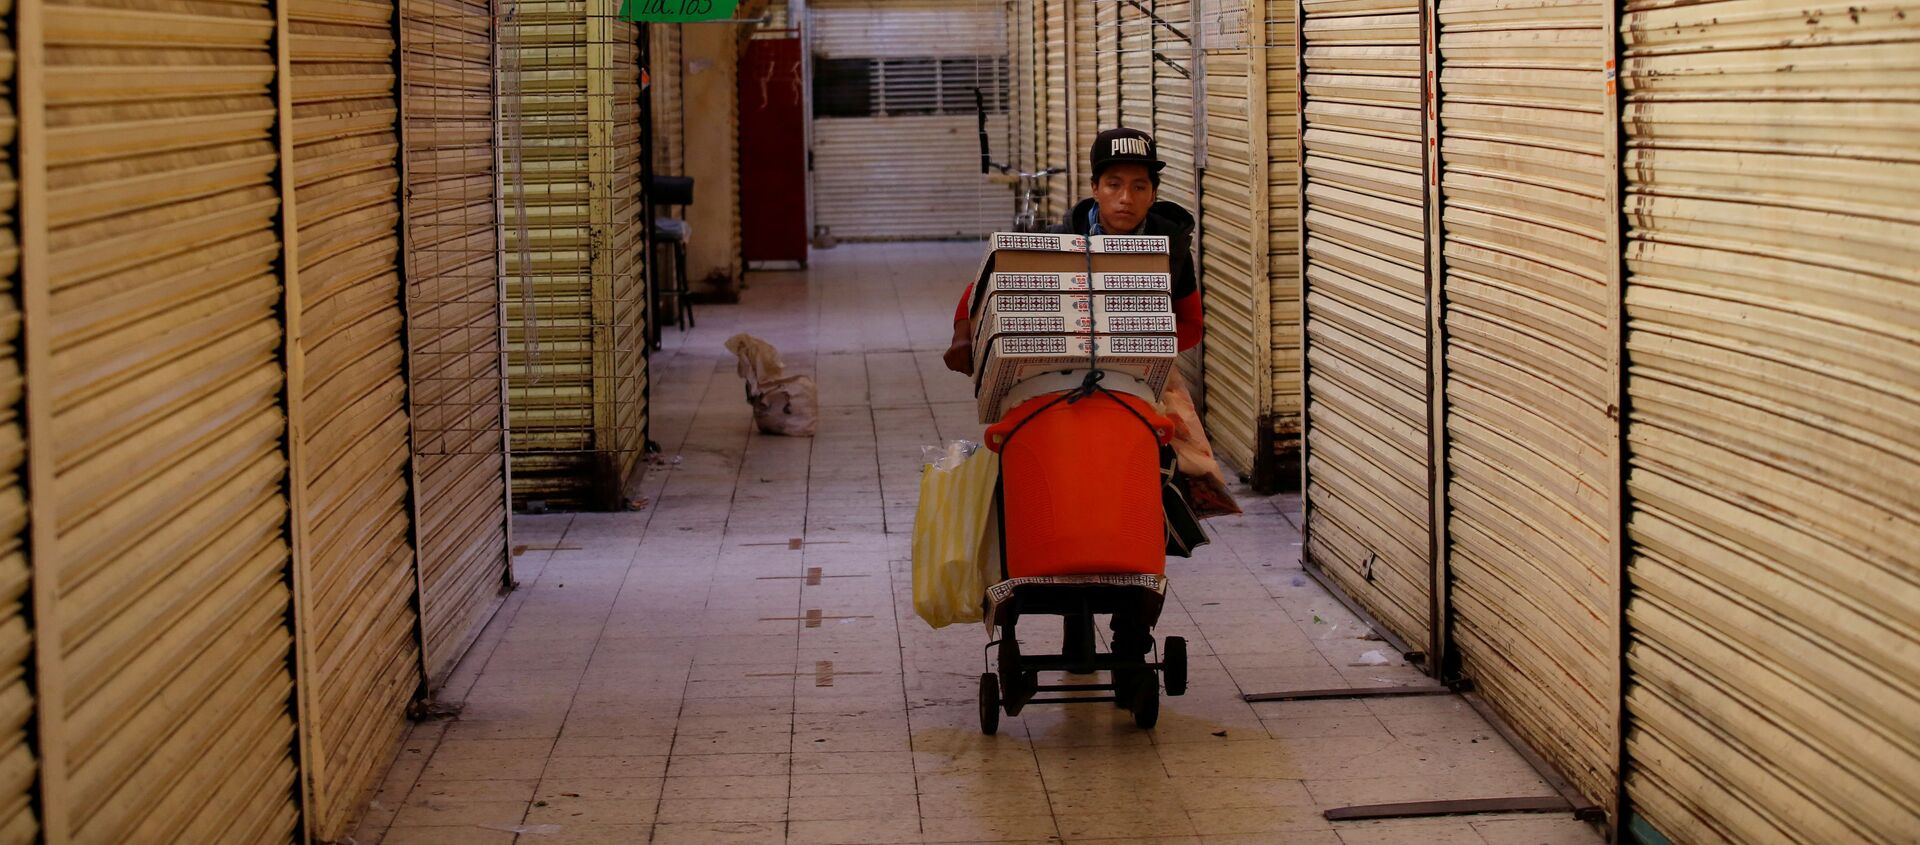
xmin=352 ymin=243 xmax=1602 ymax=845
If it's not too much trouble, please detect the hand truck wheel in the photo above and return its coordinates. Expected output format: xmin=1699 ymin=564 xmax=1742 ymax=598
xmin=979 ymin=673 xmax=1001 ymax=735
xmin=1163 ymin=636 xmax=1188 ymax=697
xmin=1131 ymin=676 xmax=1159 ymax=729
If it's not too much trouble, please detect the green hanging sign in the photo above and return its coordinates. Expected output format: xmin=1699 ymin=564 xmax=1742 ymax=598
xmin=620 ymin=0 xmax=740 ymax=21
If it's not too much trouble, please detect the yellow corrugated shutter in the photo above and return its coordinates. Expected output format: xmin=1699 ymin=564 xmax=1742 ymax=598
xmin=1265 ymin=0 xmax=1301 ymax=476
xmin=1094 ymin=0 xmax=1118 ymax=127
xmin=1432 ymin=0 xmax=1616 ymax=812
xmin=29 ymin=0 xmax=303 ymax=838
xmin=505 ymin=0 xmax=649 ymax=509
xmin=1619 ymin=1 xmax=1920 ymax=841
xmin=402 ymin=0 xmax=513 ymax=686
xmin=0 ymin=4 xmax=33 ymax=838
xmin=1072 ymin=0 xmax=1095 ymax=180
xmin=1297 ymin=0 xmax=1432 ymax=648
xmin=1197 ymin=0 xmax=1269 ymax=479
xmin=286 ymin=0 xmax=421 ymax=836
xmin=649 ymin=25 xmax=684 ymax=178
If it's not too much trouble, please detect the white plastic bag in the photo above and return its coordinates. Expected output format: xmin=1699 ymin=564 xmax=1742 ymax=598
xmin=912 ymin=445 xmax=998 ymax=628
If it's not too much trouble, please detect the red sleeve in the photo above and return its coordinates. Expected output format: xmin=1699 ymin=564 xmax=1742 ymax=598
xmin=1174 ymin=292 xmax=1203 ymax=351
xmin=956 ymin=283 xmax=974 ymax=323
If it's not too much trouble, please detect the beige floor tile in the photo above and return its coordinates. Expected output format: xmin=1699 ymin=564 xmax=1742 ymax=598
xmin=1185 ymin=804 xmax=1332 ymax=837
xmin=662 ymin=774 xmax=791 ymax=799
xmin=919 ymin=814 xmax=1060 ymax=843
xmin=790 ymin=751 xmax=917 ymax=776
xmin=790 ymin=772 xmax=920 ymax=798
xmin=405 ymin=779 xmax=539 ymax=805
xmin=535 ymin=777 xmax=664 ymax=803
xmin=1055 ymin=810 xmax=1198 ymax=840
xmin=787 ymin=816 xmax=927 ymax=845
xmin=540 ymin=755 xmax=671 ymax=780
xmin=650 ymin=821 xmax=787 ymax=845
xmin=787 ymin=792 xmax=922 ymax=821
xmin=655 ymin=796 xmax=789 ymax=823
xmin=1333 ymin=819 xmax=1487 ymax=845
xmin=1471 ymin=816 xmax=1605 ymax=845
xmin=552 ymin=733 xmax=678 ymax=758
xmin=525 ymin=796 xmax=660 ymax=826
xmin=388 ymin=799 xmax=530 ymax=828
xmin=1166 ymin=777 xmax=1314 ymax=811
xmin=380 ymin=826 xmax=518 ymax=845
xmin=517 ymin=823 xmax=654 ymax=844
xmin=420 ymin=754 xmax=549 ymax=782
xmin=666 ymin=752 xmax=792 ymax=777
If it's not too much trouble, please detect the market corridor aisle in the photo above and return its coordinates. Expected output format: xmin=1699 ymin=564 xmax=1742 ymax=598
xmin=356 ymin=243 xmax=1599 ymax=845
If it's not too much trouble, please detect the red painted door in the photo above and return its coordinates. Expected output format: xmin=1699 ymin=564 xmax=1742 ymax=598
xmin=738 ymin=36 xmax=808 ymax=263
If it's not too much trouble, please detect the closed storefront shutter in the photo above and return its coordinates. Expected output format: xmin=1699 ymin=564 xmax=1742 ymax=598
xmin=1432 ymin=0 xmax=1616 ymax=811
xmin=403 ymin=0 xmax=514 ymax=686
xmin=29 ymin=0 xmax=303 ymax=837
xmin=1197 ymin=0 xmax=1268 ymax=479
xmin=286 ymin=0 xmax=423 ymax=835
xmin=810 ymin=0 xmax=1011 ymax=240
xmin=649 ymin=26 xmax=684 ymax=179
xmin=1619 ymin=1 xmax=1920 ymax=840
xmin=1152 ymin=0 xmax=1196 ymax=208
xmin=1265 ymin=0 xmax=1301 ymax=477
xmin=1297 ymin=0 xmax=1432 ymax=647
xmin=504 ymin=0 xmax=650 ymax=509
xmin=0 ymin=6 xmax=32 ymax=837
xmin=1043 ymin=0 xmax=1071 ymax=219
xmin=1118 ymin=0 xmax=1151 ymax=130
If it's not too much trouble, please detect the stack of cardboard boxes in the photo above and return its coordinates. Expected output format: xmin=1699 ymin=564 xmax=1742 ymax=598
xmin=969 ymin=233 xmax=1179 ymax=422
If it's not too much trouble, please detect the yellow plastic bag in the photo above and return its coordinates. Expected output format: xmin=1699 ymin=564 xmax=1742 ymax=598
xmin=912 ymin=446 xmax=1000 ymax=628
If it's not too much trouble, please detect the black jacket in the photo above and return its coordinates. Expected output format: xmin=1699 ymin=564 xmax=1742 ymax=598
xmin=1050 ymin=197 xmax=1200 ymax=301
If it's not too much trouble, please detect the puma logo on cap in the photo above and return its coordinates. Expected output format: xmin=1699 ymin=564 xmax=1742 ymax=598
xmin=1111 ymin=137 xmax=1151 ymax=156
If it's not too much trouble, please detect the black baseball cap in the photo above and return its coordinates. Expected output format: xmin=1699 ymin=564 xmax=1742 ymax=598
xmin=1090 ymin=127 xmax=1166 ymax=178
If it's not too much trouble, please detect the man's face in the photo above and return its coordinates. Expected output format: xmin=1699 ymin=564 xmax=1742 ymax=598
xmin=1093 ymin=163 xmax=1156 ymax=233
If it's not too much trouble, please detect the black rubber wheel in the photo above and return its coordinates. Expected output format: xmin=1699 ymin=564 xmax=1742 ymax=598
xmin=979 ymin=673 xmax=1001 ymax=735
xmin=1131 ymin=675 xmax=1160 ymax=729
xmin=1163 ymin=636 xmax=1188 ymax=697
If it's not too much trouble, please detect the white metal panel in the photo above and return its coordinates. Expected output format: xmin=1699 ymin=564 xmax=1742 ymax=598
xmin=1619 ymin=0 xmax=1920 ymax=841
xmin=811 ymin=0 xmax=1011 ymax=240
xmin=812 ymin=0 xmax=1006 ymax=58
xmin=814 ymin=115 xmax=1012 ymax=240
xmin=1297 ymin=0 xmax=1431 ymax=647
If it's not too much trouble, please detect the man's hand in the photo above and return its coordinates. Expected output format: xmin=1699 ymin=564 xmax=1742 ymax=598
xmin=943 ymin=320 xmax=974 ymax=375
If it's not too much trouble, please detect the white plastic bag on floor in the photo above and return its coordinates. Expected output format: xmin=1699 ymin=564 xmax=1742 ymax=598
xmin=726 ymin=333 xmax=818 ymax=437
xmin=913 ymin=443 xmax=998 ymax=628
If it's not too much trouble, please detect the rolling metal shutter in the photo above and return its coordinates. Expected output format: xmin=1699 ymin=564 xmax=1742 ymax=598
xmin=1093 ymin=0 xmax=1118 ymax=127
xmin=0 ymin=6 xmax=32 ymax=838
xmin=1152 ymin=0 xmax=1196 ymax=207
xmin=1044 ymin=0 xmax=1070 ymax=218
xmin=1296 ymin=0 xmax=1432 ymax=647
xmin=504 ymin=0 xmax=649 ymax=509
xmin=1072 ymin=0 xmax=1095 ymax=172
xmin=26 ymin=0 xmax=303 ymax=837
xmin=1265 ymin=0 xmax=1301 ymax=477
xmin=286 ymin=0 xmax=421 ymax=836
xmin=650 ymin=25 xmax=684 ymax=178
xmin=1619 ymin=2 xmax=1920 ymax=841
xmin=403 ymin=0 xmax=513 ymax=687
xmin=811 ymin=0 xmax=1010 ymax=240
xmin=1152 ymin=0 xmax=1201 ymax=403
xmin=1118 ymin=0 xmax=1151 ymax=129
xmin=1197 ymin=0 xmax=1268 ymax=479
xmin=1432 ymin=0 xmax=1616 ymax=811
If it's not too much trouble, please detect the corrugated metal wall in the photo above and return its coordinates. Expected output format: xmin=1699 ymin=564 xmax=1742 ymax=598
xmin=29 ymin=0 xmax=305 ymax=838
xmin=1433 ymin=0 xmax=1617 ymax=812
xmin=403 ymin=0 xmax=513 ymax=687
xmin=650 ymin=25 xmax=684 ymax=179
xmin=1152 ymin=0 xmax=1196 ymax=207
xmin=810 ymin=0 xmax=1011 ymax=240
xmin=1618 ymin=1 xmax=1920 ymax=840
xmin=0 ymin=3 xmax=32 ymax=836
xmin=1264 ymin=0 xmax=1300 ymax=478
xmin=286 ymin=0 xmax=423 ymax=835
xmin=1296 ymin=0 xmax=1432 ymax=648
xmin=1197 ymin=0 xmax=1270 ymax=479
xmin=1118 ymin=0 xmax=1150 ymax=129
xmin=1044 ymin=0 xmax=1071 ymax=219
xmin=504 ymin=0 xmax=650 ymax=509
